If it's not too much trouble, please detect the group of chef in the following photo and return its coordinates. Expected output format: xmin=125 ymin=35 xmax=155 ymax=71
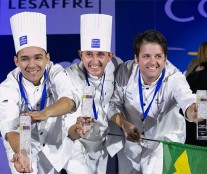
xmin=0 ymin=10 xmax=201 ymax=174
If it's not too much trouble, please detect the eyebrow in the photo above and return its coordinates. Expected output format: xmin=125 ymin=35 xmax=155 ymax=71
xmin=20 ymin=53 xmax=44 ymax=58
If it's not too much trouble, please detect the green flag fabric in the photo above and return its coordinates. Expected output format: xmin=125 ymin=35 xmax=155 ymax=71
xmin=162 ymin=141 xmax=207 ymax=174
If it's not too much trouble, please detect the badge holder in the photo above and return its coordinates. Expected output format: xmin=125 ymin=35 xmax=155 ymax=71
xmin=20 ymin=116 xmax=32 ymax=170
xmin=196 ymin=90 xmax=207 ymax=140
xmin=82 ymin=86 xmax=94 ymax=138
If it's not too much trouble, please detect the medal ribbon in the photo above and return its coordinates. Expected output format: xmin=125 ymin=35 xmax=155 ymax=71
xmin=138 ymin=69 xmax=165 ymax=121
xmin=84 ymin=68 xmax=105 ymax=120
xmin=19 ymin=70 xmax=47 ymax=111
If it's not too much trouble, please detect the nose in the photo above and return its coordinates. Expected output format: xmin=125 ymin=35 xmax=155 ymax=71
xmin=28 ymin=58 xmax=36 ymax=67
xmin=148 ymin=57 xmax=156 ymax=64
xmin=91 ymin=54 xmax=99 ymax=63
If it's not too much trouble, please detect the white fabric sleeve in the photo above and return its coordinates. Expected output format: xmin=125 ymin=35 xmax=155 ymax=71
xmin=167 ymin=71 xmax=196 ymax=115
xmin=107 ymin=61 xmax=134 ymax=120
xmin=48 ymin=64 xmax=81 ymax=112
xmin=0 ymin=86 xmax=20 ymax=139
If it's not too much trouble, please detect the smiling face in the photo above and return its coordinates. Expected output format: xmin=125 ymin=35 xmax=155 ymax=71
xmin=79 ymin=50 xmax=113 ymax=78
xmin=135 ymin=42 xmax=166 ymax=85
xmin=14 ymin=46 xmax=50 ymax=86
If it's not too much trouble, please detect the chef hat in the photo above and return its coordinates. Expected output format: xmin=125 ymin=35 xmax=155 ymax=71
xmin=80 ymin=14 xmax=112 ymax=52
xmin=10 ymin=12 xmax=46 ymax=54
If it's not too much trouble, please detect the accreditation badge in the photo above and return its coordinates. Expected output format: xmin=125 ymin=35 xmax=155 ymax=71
xmin=196 ymin=90 xmax=207 ymax=140
xmin=20 ymin=116 xmax=32 ymax=170
xmin=197 ymin=120 xmax=207 ymax=140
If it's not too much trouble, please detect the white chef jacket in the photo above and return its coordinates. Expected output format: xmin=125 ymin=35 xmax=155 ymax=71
xmin=107 ymin=60 xmax=196 ymax=174
xmin=0 ymin=61 xmax=80 ymax=174
xmin=64 ymin=56 xmax=123 ymax=174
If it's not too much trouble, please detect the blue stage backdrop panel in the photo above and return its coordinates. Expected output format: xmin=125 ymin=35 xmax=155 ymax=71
xmin=116 ymin=0 xmax=207 ymax=72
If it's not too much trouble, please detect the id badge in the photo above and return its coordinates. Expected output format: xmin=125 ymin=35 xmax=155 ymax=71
xmin=196 ymin=90 xmax=207 ymax=140
xmin=197 ymin=120 xmax=207 ymax=140
xmin=20 ymin=116 xmax=32 ymax=169
xmin=197 ymin=90 xmax=207 ymax=119
xmin=82 ymin=86 xmax=94 ymax=138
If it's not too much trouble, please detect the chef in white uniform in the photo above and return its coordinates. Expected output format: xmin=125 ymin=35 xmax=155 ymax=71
xmin=63 ymin=14 xmax=122 ymax=174
xmin=107 ymin=30 xmax=202 ymax=174
xmin=0 ymin=12 xmax=80 ymax=174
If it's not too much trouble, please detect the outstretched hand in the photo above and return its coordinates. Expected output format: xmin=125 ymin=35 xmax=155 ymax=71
xmin=186 ymin=103 xmax=204 ymax=123
xmin=75 ymin=116 xmax=97 ymax=138
xmin=11 ymin=152 xmax=33 ymax=173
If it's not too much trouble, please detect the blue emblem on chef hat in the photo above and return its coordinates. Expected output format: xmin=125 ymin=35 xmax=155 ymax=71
xmin=91 ymin=39 xmax=100 ymax=48
xmin=19 ymin=35 xmax=27 ymax=46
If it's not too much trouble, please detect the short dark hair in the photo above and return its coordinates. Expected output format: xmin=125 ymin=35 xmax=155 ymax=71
xmin=133 ymin=30 xmax=168 ymax=57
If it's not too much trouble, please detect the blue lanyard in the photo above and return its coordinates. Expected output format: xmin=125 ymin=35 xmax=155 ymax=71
xmin=84 ymin=68 xmax=105 ymax=120
xmin=138 ymin=69 xmax=165 ymax=121
xmin=18 ymin=71 xmax=47 ymax=111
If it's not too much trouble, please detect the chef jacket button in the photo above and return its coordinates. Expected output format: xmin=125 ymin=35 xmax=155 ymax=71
xmin=40 ymin=132 xmax=43 ymax=135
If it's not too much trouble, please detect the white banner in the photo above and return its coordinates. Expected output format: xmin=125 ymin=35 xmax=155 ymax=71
xmin=0 ymin=0 xmax=115 ymax=35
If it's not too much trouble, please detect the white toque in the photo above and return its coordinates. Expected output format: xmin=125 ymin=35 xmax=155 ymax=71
xmin=80 ymin=14 xmax=112 ymax=52
xmin=10 ymin=12 xmax=47 ymax=54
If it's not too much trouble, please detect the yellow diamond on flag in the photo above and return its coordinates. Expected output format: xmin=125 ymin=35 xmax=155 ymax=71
xmin=173 ymin=150 xmax=191 ymax=174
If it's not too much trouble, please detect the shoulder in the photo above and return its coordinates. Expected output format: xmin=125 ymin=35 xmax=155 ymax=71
xmin=46 ymin=61 xmax=64 ymax=73
xmin=46 ymin=61 xmax=70 ymax=80
xmin=116 ymin=60 xmax=134 ymax=75
xmin=0 ymin=68 xmax=21 ymax=102
xmin=66 ymin=62 xmax=85 ymax=80
xmin=66 ymin=61 xmax=84 ymax=73
xmin=110 ymin=56 xmax=123 ymax=67
xmin=1 ymin=67 xmax=20 ymax=87
xmin=164 ymin=60 xmax=183 ymax=79
xmin=115 ymin=60 xmax=135 ymax=84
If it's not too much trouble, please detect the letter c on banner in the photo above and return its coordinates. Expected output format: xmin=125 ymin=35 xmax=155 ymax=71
xmin=198 ymin=0 xmax=207 ymax=18
xmin=165 ymin=0 xmax=194 ymax=22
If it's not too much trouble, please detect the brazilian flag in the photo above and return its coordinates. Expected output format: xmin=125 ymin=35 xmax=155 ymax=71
xmin=162 ymin=141 xmax=207 ymax=174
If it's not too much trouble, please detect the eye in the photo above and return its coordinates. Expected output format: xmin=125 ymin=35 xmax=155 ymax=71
xmin=155 ymin=54 xmax=162 ymax=59
xmin=86 ymin=52 xmax=93 ymax=57
xmin=34 ymin=55 xmax=43 ymax=60
xmin=20 ymin=56 xmax=28 ymax=61
xmin=143 ymin=54 xmax=150 ymax=58
xmin=35 ymin=56 xmax=41 ymax=60
xmin=97 ymin=52 xmax=105 ymax=57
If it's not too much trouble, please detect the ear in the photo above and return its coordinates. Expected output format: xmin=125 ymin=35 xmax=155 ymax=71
xmin=108 ymin=52 xmax=113 ymax=62
xmin=78 ymin=50 xmax=83 ymax=61
xmin=134 ymin=55 xmax=138 ymax=64
xmin=14 ymin=56 xmax=18 ymax=67
xmin=46 ymin=53 xmax=50 ymax=63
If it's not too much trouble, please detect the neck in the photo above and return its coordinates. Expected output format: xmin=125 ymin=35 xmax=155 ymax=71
xmin=88 ymin=72 xmax=104 ymax=80
xmin=142 ymin=77 xmax=157 ymax=86
xmin=32 ymin=81 xmax=41 ymax=86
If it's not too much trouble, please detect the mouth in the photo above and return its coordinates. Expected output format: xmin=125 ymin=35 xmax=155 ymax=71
xmin=147 ymin=67 xmax=158 ymax=71
xmin=89 ymin=65 xmax=101 ymax=69
xmin=27 ymin=70 xmax=39 ymax=74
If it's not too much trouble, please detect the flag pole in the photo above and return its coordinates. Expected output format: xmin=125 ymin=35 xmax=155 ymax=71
xmin=108 ymin=133 xmax=160 ymax=142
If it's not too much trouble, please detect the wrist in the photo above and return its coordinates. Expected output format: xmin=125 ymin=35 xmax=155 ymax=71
xmin=68 ymin=125 xmax=80 ymax=141
xmin=43 ymin=108 xmax=52 ymax=118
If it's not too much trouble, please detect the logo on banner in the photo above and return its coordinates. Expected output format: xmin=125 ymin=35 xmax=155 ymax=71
xmin=165 ymin=0 xmax=207 ymax=22
xmin=19 ymin=36 xmax=27 ymax=46
xmin=91 ymin=39 xmax=100 ymax=48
